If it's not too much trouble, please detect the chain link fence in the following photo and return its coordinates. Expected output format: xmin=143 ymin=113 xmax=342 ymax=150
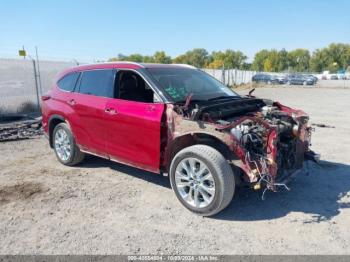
xmin=3 ymin=58 xmax=348 ymax=114
xmin=0 ymin=58 xmax=75 ymax=113
xmin=202 ymin=68 xmax=259 ymax=86
xmin=1 ymin=59 xmax=261 ymax=113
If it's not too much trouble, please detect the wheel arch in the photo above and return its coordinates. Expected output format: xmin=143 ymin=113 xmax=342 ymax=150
xmin=163 ymin=132 xmax=238 ymax=172
xmin=48 ymin=114 xmax=66 ymax=148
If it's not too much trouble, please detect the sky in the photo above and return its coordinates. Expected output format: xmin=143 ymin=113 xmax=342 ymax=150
xmin=1 ymin=0 xmax=349 ymax=62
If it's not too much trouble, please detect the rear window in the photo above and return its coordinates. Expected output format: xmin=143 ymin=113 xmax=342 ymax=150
xmin=57 ymin=72 xmax=80 ymax=92
xmin=78 ymin=70 xmax=115 ymax=98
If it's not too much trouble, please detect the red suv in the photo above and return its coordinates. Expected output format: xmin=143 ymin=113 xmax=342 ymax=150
xmin=42 ymin=62 xmax=317 ymax=216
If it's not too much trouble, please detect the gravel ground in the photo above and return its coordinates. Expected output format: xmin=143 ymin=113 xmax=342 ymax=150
xmin=0 ymin=87 xmax=349 ymax=255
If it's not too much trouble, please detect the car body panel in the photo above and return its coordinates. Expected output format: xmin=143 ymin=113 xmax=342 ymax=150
xmin=104 ymin=98 xmax=164 ymax=173
xmin=68 ymin=92 xmax=110 ymax=157
xmin=160 ymin=101 xmax=311 ymax=188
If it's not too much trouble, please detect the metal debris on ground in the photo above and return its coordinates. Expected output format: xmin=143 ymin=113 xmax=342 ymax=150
xmin=311 ymin=123 xmax=335 ymax=128
xmin=0 ymin=117 xmax=43 ymax=142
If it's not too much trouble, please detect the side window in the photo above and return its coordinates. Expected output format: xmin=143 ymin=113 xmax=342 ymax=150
xmin=57 ymin=72 xmax=80 ymax=92
xmin=117 ymin=71 xmax=155 ymax=103
xmin=78 ymin=70 xmax=115 ymax=98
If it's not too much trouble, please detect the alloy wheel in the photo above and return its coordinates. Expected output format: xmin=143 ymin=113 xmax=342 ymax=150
xmin=54 ymin=128 xmax=71 ymax=161
xmin=175 ymin=157 xmax=216 ymax=208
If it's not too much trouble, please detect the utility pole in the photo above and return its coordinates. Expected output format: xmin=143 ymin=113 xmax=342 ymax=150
xmin=30 ymin=57 xmax=41 ymax=111
xmin=35 ymin=46 xmax=43 ymax=96
xmin=18 ymin=47 xmax=41 ymax=112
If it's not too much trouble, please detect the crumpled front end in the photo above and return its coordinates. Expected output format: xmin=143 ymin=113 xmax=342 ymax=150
xmin=216 ymin=101 xmax=313 ymax=192
xmin=162 ymin=97 xmax=315 ymax=196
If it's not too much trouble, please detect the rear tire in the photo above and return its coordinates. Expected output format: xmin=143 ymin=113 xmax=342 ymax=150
xmin=170 ymin=145 xmax=235 ymax=216
xmin=53 ymin=123 xmax=85 ymax=166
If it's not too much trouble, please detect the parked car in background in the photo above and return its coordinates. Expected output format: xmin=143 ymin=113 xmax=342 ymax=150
xmin=270 ymin=75 xmax=279 ymax=84
xmin=276 ymin=75 xmax=288 ymax=84
xmin=287 ymin=74 xmax=315 ymax=85
xmin=252 ymin=74 xmax=279 ymax=84
xmin=330 ymin=75 xmax=339 ymax=80
xmin=307 ymin=74 xmax=318 ymax=83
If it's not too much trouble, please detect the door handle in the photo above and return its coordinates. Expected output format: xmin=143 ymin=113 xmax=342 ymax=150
xmin=67 ymin=99 xmax=76 ymax=106
xmin=105 ymin=108 xmax=118 ymax=115
xmin=147 ymin=105 xmax=156 ymax=112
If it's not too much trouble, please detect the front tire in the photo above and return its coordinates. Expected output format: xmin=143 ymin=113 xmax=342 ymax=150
xmin=53 ymin=123 xmax=85 ymax=166
xmin=170 ymin=145 xmax=235 ymax=216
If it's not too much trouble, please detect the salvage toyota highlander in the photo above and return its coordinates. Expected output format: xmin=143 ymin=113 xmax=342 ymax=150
xmin=41 ymin=62 xmax=318 ymax=216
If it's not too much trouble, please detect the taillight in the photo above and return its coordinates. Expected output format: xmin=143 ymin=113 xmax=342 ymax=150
xmin=41 ymin=95 xmax=51 ymax=101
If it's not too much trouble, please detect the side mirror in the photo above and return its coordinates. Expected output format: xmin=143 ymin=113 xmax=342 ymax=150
xmin=248 ymin=88 xmax=256 ymax=97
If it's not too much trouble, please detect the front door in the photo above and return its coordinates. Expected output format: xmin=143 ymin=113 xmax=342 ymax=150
xmin=104 ymin=70 xmax=164 ymax=173
xmin=104 ymin=99 xmax=164 ymax=173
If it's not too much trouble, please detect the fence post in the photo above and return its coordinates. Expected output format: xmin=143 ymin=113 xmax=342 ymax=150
xmin=221 ymin=68 xmax=225 ymax=84
xmin=35 ymin=46 xmax=43 ymax=97
xmin=234 ymin=69 xmax=237 ymax=85
xmin=31 ymin=59 xmax=41 ymax=111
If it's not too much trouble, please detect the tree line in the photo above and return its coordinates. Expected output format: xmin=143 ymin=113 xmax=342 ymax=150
xmin=108 ymin=43 xmax=350 ymax=73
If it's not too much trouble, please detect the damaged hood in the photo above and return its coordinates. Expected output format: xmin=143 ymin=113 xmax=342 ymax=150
xmin=184 ymin=96 xmax=308 ymax=125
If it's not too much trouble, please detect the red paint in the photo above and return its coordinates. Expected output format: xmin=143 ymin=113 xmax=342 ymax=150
xmin=68 ymin=92 xmax=110 ymax=157
xmin=41 ymin=94 xmax=51 ymax=101
xmin=104 ymin=99 xmax=164 ymax=172
xmin=42 ymin=62 xmax=165 ymax=173
xmin=55 ymin=62 xmax=142 ymax=82
xmin=266 ymin=128 xmax=278 ymax=180
xmin=274 ymin=101 xmax=308 ymax=118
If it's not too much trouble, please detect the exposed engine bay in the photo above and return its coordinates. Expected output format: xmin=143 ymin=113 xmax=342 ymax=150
xmin=173 ymin=96 xmax=315 ymax=197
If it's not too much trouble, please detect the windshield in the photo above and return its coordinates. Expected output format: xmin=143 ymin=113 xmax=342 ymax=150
xmin=146 ymin=68 xmax=239 ymax=102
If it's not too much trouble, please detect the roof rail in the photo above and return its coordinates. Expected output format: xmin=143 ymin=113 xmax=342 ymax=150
xmin=172 ymin=64 xmax=197 ymax=69
xmin=97 ymin=61 xmax=145 ymax=68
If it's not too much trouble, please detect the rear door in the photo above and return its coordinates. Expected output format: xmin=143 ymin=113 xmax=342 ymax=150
xmin=69 ymin=69 xmax=116 ymax=156
xmin=104 ymin=70 xmax=164 ymax=172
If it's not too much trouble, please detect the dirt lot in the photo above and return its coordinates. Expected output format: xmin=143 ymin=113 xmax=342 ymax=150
xmin=0 ymin=86 xmax=350 ymax=255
